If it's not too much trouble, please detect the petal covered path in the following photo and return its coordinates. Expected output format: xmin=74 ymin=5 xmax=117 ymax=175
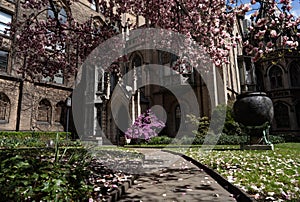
xmin=119 ymin=149 xmax=238 ymax=202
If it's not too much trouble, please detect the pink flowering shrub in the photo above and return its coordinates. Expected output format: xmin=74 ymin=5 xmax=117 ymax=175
xmin=125 ymin=109 xmax=165 ymax=141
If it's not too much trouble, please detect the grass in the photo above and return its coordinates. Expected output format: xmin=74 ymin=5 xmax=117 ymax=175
xmin=168 ymin=143 xmax=300 ymax=201
xmin=124 ymin=144 xmax=240 ymax=149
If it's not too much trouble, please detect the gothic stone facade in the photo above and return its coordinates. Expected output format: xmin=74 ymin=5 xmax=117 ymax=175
xmin=255 ymin=50 xmax=300 ymax=138
xmin=0 ymin=0 xmax=98 ymax=134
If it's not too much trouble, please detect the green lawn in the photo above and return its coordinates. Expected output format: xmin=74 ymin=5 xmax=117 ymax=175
xmin=169 ymin=143 xmax=300 ymax=201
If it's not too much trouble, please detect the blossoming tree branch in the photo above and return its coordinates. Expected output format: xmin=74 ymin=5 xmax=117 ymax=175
xmin=9 ymin=0 xmax=300 ymax=80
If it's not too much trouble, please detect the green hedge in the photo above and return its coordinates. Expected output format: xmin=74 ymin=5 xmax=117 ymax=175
xmin=142 ymin=134 xmax=285 ymax=145
xmin=269 ymin=134 xmax=285 ymax=144
xmin=146 ymin=136 xmax=173 ymax=145
xmin=0 ymin=131 xmax=79 ymax=148
xmin=177 ymin=134 xmax=247 ymax=145
xmin=0 ymin=131 xmax=71 ymax=140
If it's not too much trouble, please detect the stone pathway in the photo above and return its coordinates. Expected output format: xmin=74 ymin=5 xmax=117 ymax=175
xmin=119 ymin=149 xmax=237 ymax=202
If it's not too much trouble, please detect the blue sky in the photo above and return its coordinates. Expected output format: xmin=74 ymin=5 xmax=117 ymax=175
xmin=244 ymin=1 xmax=300 ymax=20
xmin=291 ymin=0 xmax=300 ymax=17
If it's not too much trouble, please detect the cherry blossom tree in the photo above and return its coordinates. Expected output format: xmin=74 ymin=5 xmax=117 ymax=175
xmin=96 ymin=0 xmax=300 ymax=65
xmin=9 ymin=0 xmax=300 ymax=79
xmin=125 ymin=109 xmax=165 ymax=141
xmin=10 ymin=0 xmax=118 ymax=80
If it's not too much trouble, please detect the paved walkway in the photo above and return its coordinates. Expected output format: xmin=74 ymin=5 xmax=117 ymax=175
xmin=119 ymin=149 xmax=236 ymax=202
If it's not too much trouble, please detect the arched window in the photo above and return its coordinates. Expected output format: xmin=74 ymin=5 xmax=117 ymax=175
xmin=0 ymin=93 xmax=10 ymax=122
xmin=296 ymin=103 xmax=300 ymax=127
xmin=175 ymin=105 xmax=181 ymax=131
xmin=48 ymin=7 xmax=67 ymax=24
xmin=274 ymin=103 xmax=290 ymax=128
xmin=132 ymin=55 xmax=142 ymax=68
xmin=269 ymin=66 xmax=283 ymax=89
xmin=37 ymin=99 xmax=52 ymax=123
xmin=54 ymin=101 xmax=65 ymax=124
xmin=289 ymin=61 xmax=300 ymax=87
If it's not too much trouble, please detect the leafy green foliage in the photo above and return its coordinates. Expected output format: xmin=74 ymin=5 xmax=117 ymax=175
xmin=220 ymin=104 xmax=242 ymax=136
xmin=0 ymin=148 xmax=92 ymax=201
xmin=0 ymin=131 xmax=71 ymax=139
xmin=0 ymin=131 xmax=80 ymax=148
xmin=187 ymin=104 xmax=243 ymax=145
xmin=134 ymin=134 xmax=283 ymax=146
xmin=146 ymin=136 xmax=174 ymax=145
xmin=0 ymin=134 xmax=145 ymax=201
xmin=209 ymin=103 xmax=242 ymax=136
xmin=0 ymin=146 xmax=143 ymax=201
xmin=186 ymin=115 xmax=210 ymax=139
xmin=269 ymin=135 xmax=285 ymax=144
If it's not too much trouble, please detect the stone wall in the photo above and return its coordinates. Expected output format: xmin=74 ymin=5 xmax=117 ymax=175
xmin=0 ymin=77 xmax=20 ymax=130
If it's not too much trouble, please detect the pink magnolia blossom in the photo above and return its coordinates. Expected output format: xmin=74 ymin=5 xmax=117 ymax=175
xmin=270 ymin=30 xmax=277 ymax=38
xmin=125 ymin=109 xmax=165 ymax=141
xmin=8 ymin=0 xmax=300 ymax=76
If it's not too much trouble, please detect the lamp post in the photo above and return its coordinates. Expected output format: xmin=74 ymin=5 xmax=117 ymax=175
xmin=66 ymin=97 xmax=72 ymax=139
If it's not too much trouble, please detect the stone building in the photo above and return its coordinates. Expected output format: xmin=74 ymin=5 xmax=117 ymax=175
xmin=0 ymin=0 xmax=101 ymax=135
xmin=0 ymin=0 xmax=245 ymax=143
xmin=2 ymin=0 xmax=298 ymax=143
xmin=237 ymin=17 xmax=300 ymax=137
xmin=254 ymin=50 xmax=300 ymax=137
xmin=78 ymin=10 xmax=243 ymax=144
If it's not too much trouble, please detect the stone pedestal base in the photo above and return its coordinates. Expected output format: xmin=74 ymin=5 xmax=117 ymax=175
xmin=240 ymin=144 xmax=274 ymax=150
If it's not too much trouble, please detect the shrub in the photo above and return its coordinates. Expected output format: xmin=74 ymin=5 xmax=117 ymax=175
xmin=217 ymin=134 xmax=247 ymax=145
xmin=0 ymin=148 xmax=92 ymax=201
xmin=0 ymin=131 xmax=77 ymax=148
xmin=176 ymin=134 xmax=246 ymax=145
xmin=211 ymin=103 xmax=242 ymax=136
xmin=146 ymin=136 xmax=173 ymax=145
xmin=125 ymin=109 xmax=165 ymax=141
xmin=187 ymin=103 xmax=242 ymax=138
xmin=0 ymin=131 xmax=71 ymax=139
xmin=187 ymin=115 xmax=210 ymax=139
xmin=269 ymin=135 xmax=285 ymax=144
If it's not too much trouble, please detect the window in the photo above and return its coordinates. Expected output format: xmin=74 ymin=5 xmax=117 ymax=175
xmin=0 ymin=50 xmax=8 ymax=71
xmin=97 ymin=70 xmax=108 ymax=92
xmin=53 ymin=69 xmax=64 ymax=84
xmin=41 ymin=70 xmax=64 ymax=84
xmin=289 ymin=61 xmax=300 ymax=87
xmin=0 ymin=93 xmax=10 ymax=122
xmin=47 ymin=7 xmax=67 ymax=52
xmin=175 ymin=105 xmax=181 ymax=131
xmin=0 ymin=11 xmax=12 ymax=35
xmin=269 ymin=66 xmax=283 ymax=89
xmin=132 ymin=55 xmax=142 ymax=68
xmin=91 ymin=0 xmax=96 ymax=10
xmin=37 ymin=99 xmax=52 ymax=123
xmin=54 ymin=101 xmax=65 ymax=123
xmin=274 ymin=103 xmax=290 ymax=128
xmin=48 ymin=7 xmax=67 ymax=24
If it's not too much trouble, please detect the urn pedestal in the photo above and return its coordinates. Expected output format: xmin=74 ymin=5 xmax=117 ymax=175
xmin=233 ymin=92 xmax=274 ymax=150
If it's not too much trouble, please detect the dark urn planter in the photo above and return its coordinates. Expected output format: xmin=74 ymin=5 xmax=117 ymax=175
xmin=233 ymin=92 xmax=274 ymax=146
xmin=233 ymin=92 xmax=274 ymax=127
